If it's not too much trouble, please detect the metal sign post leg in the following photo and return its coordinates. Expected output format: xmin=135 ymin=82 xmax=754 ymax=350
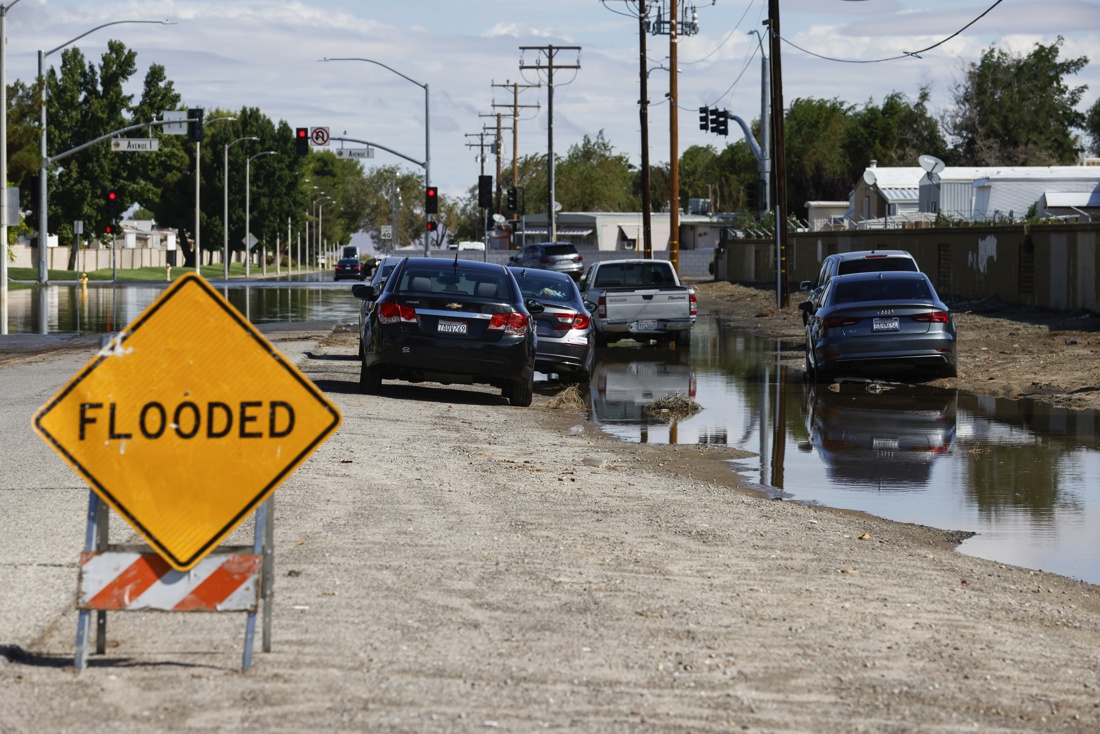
xmin=95 ymin=506 xmax=109 ymax=655
xmin=242 ymin=501 xmax=267 ymax=671
xmin=262 ymin=497 xmax=274 ymax=652
xmin=75 ymin=491 xmax=101 ymax=669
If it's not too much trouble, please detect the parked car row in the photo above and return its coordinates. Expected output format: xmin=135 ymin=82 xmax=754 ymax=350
xmin=798 ymin=250 xmax=957 ymax=383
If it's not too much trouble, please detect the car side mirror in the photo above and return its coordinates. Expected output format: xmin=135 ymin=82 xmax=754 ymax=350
xmin=799 ymin=280 xmax=812 ymax=292
xmin=524 ymin=298 xmax=545 ymax=314
xmin=583 ymin=300 xmax=597 ymax=314
xmin=797 ymin=300 xmax=813 ymax=314
xmin=507 ymin=256 xmax=517 ymax=264
xmin=351 ymin=283 xmax=377 ymax=301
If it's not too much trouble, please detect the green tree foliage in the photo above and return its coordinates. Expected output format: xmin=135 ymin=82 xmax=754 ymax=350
xmin=1086 ymin=98 xmax=1100 ymax=157
xmin=553 ymin=131 xmax=637 ymax=212
xmin=842 ymin=88 xmax=949 ymax=176
xmin=783 ymin=97 xmax=854 ymax=217
xmin=944 ymin=37 xmax=1088 ymax=165
xmin=356 ymin=165 xmax=429 ymax=253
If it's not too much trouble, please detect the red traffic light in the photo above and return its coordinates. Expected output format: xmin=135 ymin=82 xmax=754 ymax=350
xmin=104 ymin=223 xmax=115 ymax=235
xmin=426 ymin=221 xmax=437 ymax=231
xmin=296 ymin=127 xmax=308 ymax=139
xmin=107 ymin=190 xmax=118 ymax=202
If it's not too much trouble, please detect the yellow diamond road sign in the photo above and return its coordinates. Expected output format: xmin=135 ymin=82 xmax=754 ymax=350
xmin=33 ymin=274 xmax=342 ymax=571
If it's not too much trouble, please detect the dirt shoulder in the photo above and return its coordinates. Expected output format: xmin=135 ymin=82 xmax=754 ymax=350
xmin=693 ymin=280 xmax=1100 ymax=410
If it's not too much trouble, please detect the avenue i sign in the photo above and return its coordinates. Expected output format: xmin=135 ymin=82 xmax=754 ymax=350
xmin=33 ymin=274 xmax=342 ymax=571
xmin=111 ymin=138 xmax=160 ymax=152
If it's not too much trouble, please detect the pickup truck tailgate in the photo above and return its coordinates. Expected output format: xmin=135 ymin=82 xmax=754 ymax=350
xmin=604 ymin=290 xmax=693 ymax=323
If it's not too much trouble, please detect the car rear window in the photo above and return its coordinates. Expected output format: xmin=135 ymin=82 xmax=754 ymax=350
xmin=543 ymin=245 xmax=578 ymax=256
xmin=399 ymin=269 xmax=509 ymax=299
xmin=837 ymin=257 xmax=918 ymax=276
xmin=832 ymin=277 xmax=932 ymax=304
xmin=593 ymin=262 xmax=672 ymax=288
xmin=515 ymin=276 xmax=575 ymax=302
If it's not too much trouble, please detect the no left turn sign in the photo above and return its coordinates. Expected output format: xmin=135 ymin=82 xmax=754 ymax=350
xmin=310 ymin=127 xmax=330 ymax=146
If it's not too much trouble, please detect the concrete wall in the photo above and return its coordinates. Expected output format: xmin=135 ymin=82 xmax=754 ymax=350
xmin=12 ymin=244 xmax=174 ymax=271
xmin=714 ymin=223 xmax=1100 ymax=312
xmin=453 ymin=246 xmax=717 ymax=281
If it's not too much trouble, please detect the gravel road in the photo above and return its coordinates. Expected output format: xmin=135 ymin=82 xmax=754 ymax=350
xmin=1 ymin=323 xmax=1098 ymax=733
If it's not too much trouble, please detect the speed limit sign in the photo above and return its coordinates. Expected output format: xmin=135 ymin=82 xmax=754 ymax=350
xmin=310 ymin=127 xmax=330 ymax=146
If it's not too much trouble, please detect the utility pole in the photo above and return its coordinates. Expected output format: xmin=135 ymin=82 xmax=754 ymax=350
xmin=767 ymin=1 xmax=789 ymax=307
xmin=465 ymin=130 xmax=494 ymax=244
xmin=638 ymin=2 xmax=654 ymax=257
xmin=649 ymin=2 xmax=702 ymax=273
xmin=479 ymin=112 xmax=510 ymax=214
xmin=491 ymin=80 xmax=539 ymax=237
xmin=519 ymin=44 xmax=580 ymax=243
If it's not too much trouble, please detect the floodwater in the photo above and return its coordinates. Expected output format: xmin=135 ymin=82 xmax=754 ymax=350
xmin=3 ymin=281 xmax=1098 ymax=584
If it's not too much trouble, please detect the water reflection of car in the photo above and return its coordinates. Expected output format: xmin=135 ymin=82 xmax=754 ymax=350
xmin=588 ymin=350 xmax=696 ymax=425
xmin=801 ymin=382 xmax=957 ymax=488
xmin=801 ymin=271 xmax=957 ymax=383
xmin=351 ymin=257 xmax=541 ymax=406
xmin=509 ymin=266 xmax=594 ymax=382
xmin=334 ymin=257 xmax=364 ymax=281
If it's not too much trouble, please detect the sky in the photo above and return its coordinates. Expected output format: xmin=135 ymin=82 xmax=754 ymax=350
xmin=4 ymin=0 xmax=1100 ymax=200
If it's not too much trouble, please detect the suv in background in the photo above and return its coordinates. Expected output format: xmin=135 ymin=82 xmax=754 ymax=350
xmin=334 ymin=257 xmax=364 ymax=281
xmin=508 ymin=242 xmax=584 ymax=280
xmin=798 ymin=250 xmax=920 ymax=324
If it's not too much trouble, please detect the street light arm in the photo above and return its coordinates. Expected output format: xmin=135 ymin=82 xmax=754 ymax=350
xmin=45 ymin=19 xmax=175 ymax=58
xmin=320 ymin=57 xmax=425 ymax=90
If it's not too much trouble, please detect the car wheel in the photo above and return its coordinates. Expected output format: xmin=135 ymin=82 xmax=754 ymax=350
xmin=940 ymin=364 xmax=958 ymax=379
xmin=804 ymin=352 xmax=816 ymax=382
xmin=673 ymin=329 xmax=692 ymax=347
xmin=360 ymin=360 xmax=382 ymax=394
xmin=594 ymin=330 xmax=609 ymax=349
xmin=509 ymin=375 xmax=533 ymax=407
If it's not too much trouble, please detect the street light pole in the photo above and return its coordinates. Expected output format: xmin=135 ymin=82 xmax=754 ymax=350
xmin=320 ymin=57 xmax=429 ymax=256
xmin=318 ymin=198 xmax=334 ymax=269
xmin=36 ymin=18 xmax=172 ymax=284
xmin=195 ymin=116 xmax=234 ymax=274
xmin=224 ymin=136 xmax=258 ymax=279
xmin=1 ymin=0 xmax=23 ymax=333
xmin=245 ymin=150 xmax=276 ymax=279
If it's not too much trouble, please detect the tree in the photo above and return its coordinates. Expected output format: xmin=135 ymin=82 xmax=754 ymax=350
xmin=843 ymin=88 xmax=949 ymax=176
xmin=553 ymin=131 xmax=637 ymax=212
xmin=1087 ymin=98 xmax=1100 ymax=157
xmin=783 ymin=97 xmax=854 ymax=219
xmin=943 ymin=37 xmax=1088 ymax=165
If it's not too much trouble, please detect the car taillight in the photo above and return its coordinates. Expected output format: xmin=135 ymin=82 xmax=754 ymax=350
xmin=539 ymin=257 xmax=554 ymax=264
xmin=689 ymin=291 xmax=697 ymax=317
xmin=597 ymin=295 xmax=606 ymax=318
xmin=911 ymin=312 xmax=950 ymax=323
xmin=550 ymin=312 xmax=589 ymax=330
xmin=488 ymin=312 xmax=529 ymax=336
xmin=377 ymin=301 xmax=417 ymax=324
xmin=822 ymin=316 xmax=860 ymax=330
xmin=575 ymin=254 xmax=583 ymax=261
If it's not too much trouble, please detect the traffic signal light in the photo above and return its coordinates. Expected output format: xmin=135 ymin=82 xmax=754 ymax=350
xmin=426 ymin=220 xmax=437 ymax=232
xmin=698 ymin=106 xmax=708 ymax=132
xmin=506 ymin=187 xmax=517 ymax=212
xmin=477 ymin=176 xmax=492 ymax=208
xmin=715 ymin=112 xmax=729 ymax=136
xmin=106 ymin=189 xmax=120 ymax=219
xmin=104 ymin=223 xmax=116 ymax=236
xmin=746 ymin=181 xmax=759 ymax=211
xmin=426 ymin=186 xmax=438 ymax=214
xmin=295 ymin=127 xmax=309 ymax=156
xmin=708 ymin=107 xmax=720 ymax=134
xmin=187 ymin=108 xmax=204 ymax=143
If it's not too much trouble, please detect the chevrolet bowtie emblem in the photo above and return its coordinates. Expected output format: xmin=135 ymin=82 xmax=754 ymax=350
xmin=445 ymin=303 xmax=463 ymax=309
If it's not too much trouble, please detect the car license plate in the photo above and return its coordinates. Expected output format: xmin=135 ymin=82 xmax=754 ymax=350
xmin=437 ymin=320 xmax=467 ymax=335
xmin=634 ymin=320 xmax=658 ymax=331
xmin=873 ymin=437 xmax=900 ymax=450
xmin=873 ymin=317 xmax=900 ymax=331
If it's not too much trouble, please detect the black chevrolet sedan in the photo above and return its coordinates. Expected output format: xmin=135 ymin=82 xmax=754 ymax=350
xmin=351 ymin=257 xmax=541 ymax=406
xmin=509 ymin=266 xmax=595 ymax=382
xmin=801 ymin=271 xmax=957 ymax=383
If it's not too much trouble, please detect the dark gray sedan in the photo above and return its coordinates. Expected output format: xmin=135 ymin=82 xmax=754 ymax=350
xmin=509 ymin=267 xmax=595 ymax=382
xmin=801 ymin=271 xmax=957 ymax=382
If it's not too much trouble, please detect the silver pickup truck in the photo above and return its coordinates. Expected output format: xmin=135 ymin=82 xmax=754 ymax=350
xmin=579 ymin=259 xmax=696 ymax=347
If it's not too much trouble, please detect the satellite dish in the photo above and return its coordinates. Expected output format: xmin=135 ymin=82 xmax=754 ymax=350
xmin=862 ymin=169 xmax=877 ymax=186
xmin=492 ymin=214 xmax=506 ymax=224
xmin=918 ymin=154 xmax=946 ymax=175
xmin=553 ymin=201 xmax=563 ymax=212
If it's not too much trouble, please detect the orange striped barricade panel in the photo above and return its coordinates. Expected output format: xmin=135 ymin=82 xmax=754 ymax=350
xmin=79 ymin=550 xmax=261 ymax=612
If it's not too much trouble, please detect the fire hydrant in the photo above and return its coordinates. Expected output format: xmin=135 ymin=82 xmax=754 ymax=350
xmin=165 ymin=264 xmax=172 ymax=281
xmin=79 ymin=273 xmax=88 ymax=289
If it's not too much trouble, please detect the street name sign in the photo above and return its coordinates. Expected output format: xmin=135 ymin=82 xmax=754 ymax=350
xmin=33 ymin=273 xmax=342 ymax=571
xmin=112 ymin=138 xmax=160 ymax=152
xmin=335 ymin=148 xmax=373 ymax=160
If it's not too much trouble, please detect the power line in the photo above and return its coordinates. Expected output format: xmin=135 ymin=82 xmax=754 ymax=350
xmin=774 ymin=0 xmax=1007 ymax=63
